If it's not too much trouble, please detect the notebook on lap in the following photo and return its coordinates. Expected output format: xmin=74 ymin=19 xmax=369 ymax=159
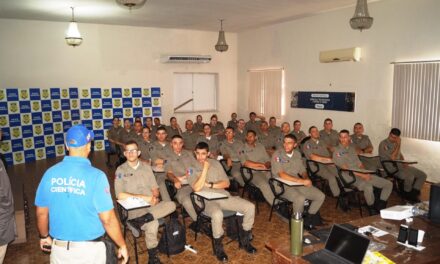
xmin=303 ymin=224 xmax=370 ymax=264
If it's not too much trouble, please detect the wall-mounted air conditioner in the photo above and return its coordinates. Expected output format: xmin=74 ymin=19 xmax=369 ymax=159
xmin=160 ymin=55 xmax=212 ymax=64
xmin=319 ymin=47 xmax=361 ymax=63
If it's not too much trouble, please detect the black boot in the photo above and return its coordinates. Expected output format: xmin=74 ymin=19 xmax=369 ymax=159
xmin=404 ymin=190 xmax=420 ymax=204
xmin=375 ymin=200 xmax=388 ymax=211
xmin=147 ymin=247 xmax=161 ymax=264
xmin=303 ymin=214 xmax=316 ymax=231
xmin=213 ymin=236 xmax=228 ymax=262
xmin=312 ymin=212 xmax=326 ymax=226
xmin=367 ymin=205 xmax=379 ymax=216
xmin=239 ymin=230 xmax=257 ymax=254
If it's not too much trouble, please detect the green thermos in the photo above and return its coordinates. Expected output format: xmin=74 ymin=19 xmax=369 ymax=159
xmin=290 ymin=212 xmax=303 ymax=256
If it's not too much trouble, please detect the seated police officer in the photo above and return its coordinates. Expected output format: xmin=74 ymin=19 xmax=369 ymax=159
xmin=379 ymin=128 xmax=427 ymax=203
xmin=165 ymin=135 xmax=198 ymax=222
xmin=150 ymin=126 xmax=172 ymax=201
xmin=219 ymin=126 xmax=245 ymax=186
xmin=239 ymin=130 xmax=275 ymax=206
xmin=189 ymin=142 xmax=257 ymax=261
xmin=333 ymin=130 xmax=393 ymax=215
xmin=115 ymin=140 xmax=176 ymax=264
xmin=271 ymin=134 xmax=325 ymax=229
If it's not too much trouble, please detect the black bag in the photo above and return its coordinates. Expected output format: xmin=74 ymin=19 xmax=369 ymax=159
xmin=158 ymin=218 xmax=186 ymax=255
xmin=101 ymin=235 xmax=117 ymax=264
xmin=226 ymin=215 xmax=243 ymax=240
xmin=248 ymin=185 xmax=266 ymax=202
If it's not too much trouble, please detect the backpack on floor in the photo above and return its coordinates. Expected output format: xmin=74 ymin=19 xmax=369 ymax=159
xmin=158 ymin=217 xmax=186 ymax=255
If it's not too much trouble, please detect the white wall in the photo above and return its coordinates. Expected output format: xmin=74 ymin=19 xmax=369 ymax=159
xmin=0 ymin=18 xmax=237 ymax=124
xmin=237 ymin=0 xmax=440 ymax=182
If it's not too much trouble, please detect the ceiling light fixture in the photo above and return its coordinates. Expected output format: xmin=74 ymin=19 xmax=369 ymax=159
xmin=65 ymin=7 xmax=83 ymax=47
xmin=116 ymin=0 xmax=147 ymax=10
xmin=215 ymin=19 xmax=228 ymax=53
xmin=350 ymin=0 xmax=373 ymax=31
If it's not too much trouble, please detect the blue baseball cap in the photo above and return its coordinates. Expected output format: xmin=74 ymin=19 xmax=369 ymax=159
xmin=66 ymin=125 xmax=94 ymax=147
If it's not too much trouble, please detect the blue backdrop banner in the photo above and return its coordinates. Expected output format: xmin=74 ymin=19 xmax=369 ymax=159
xmin=291 ymin=91 xmax=355 ymax=112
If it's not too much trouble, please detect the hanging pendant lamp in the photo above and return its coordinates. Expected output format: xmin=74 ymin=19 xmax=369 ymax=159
xmin=215 ymin=19 xmax=229 ymax=52
xmin=350 ymin=0 xmax=373 ymax=31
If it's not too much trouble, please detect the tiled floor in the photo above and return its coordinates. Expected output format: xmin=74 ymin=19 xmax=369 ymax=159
xmin=3 ymin=152 xmax=432 ymax=264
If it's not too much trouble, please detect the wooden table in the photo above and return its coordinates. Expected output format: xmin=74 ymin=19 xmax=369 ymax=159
xmin=265 ymin=215 xmax=440 ymax=264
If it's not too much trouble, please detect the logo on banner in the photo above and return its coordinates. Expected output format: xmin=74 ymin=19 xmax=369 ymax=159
xmin=133 ymin=98 xmax=141 ymax=107
xmin=124 ymin=109 xmax=132 ymax=117
xmin=12 ymin=127 xmax=21 ymax=138
xmin=56 ymin=145 xmax=65 ymax=155
xmin=9 ymin=102 xmax=19 ymax=113
xmin=36 ymin=149 xmax=45 ymax=159
xmin=123 ymin=88 xmax=131 ymax=97
xmin=94 ymin=120 xmax=102 ymax=129
xmin=52 ymin=100 xmax=60 ymax=110
xmin=103 ymin=89 xmax=110 ymax=97
xmin=22 ymin=114 xmax=31 ymax=125
xmin=42 ymin=89 xmax=50 ymax=99
xmin=24 ymin=138 xmax=34 ymax=149
xmin=62 ymin=89 xmax=68 ymax=98
xmin=95 ymin=141 xmax=103 ymax=150
xmin=0 ymin=90 xmax=4 ymax=100
xmin=82 ymin=110 xmax=91 ymax=119
xmin=54 ymin=123 xmax=62 ymax=133
xmin=71 ymin=99 xmax=78 ymax=109
xmin=0 ymin=116 xmax=8 ymax=126
xmin=104 ymin=109 xmax=112 ymax=118
xmin=34 ymin=125 xmax=43 ymax=135
xmin=63 ymin=111 xmax=70 ymax=120
xmin=113 ymin=99 xmax=121 ymax=107
xmin=1 ymin=141 xmax=11 ymax=152
xmin=20 ymin=90 xmax=29 ymax=100
xmin=14 ymin=152 xmax=23 ymax=163
xmin=143 ymin=88 xmax=150 ymax=97
xmin=144 ymin=108 xmax=151 ymax=116
xmin=45 ymin=135 xmax=54 ymax=145
xmin=32 ymin=101 xmax=41 ymax=111
xmin=153 ymin=98 xmax=160 ymax=106
xmin=43 ymin=112 xmax=52 ymax=122
xmin=93 ymin=99 xmax=101 ymax=108
xmin=82 ymin=89 xmax=89 ymax=98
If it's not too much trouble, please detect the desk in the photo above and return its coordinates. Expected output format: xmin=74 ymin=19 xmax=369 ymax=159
xmin=194 ymin=191 xmax=229 ymax=201
xmin=274 ymin=178 xmax=304 ymax=187
xmin=341 ymin=167 xmax=376 ymax=174
xmin=395 ymin=160 xmax=418 ymax=165
xmin=358 ymin=153 xmax=379 ymax=158
xmin=265 ymin=215 xmax=440 ymax=264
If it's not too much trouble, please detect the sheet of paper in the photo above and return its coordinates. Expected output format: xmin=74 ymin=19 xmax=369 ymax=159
xmin=275 ymin=178 xmax=304 ymax=186
xmin=358 ymin=225 xmax=388 ymax=237
xmin=195 ymin=191 xmax=228 ymax=200
xmin=117 ymin=197 xmax=150 ymax=210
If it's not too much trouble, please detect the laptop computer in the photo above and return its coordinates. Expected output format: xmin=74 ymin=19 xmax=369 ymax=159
xmin=303 ymin=224 xmax=370 ymax=264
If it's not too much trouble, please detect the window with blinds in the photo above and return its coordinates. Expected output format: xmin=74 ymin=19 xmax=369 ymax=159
xmin=392 ymin=62 xmax=440 ymax=141
xmin=248 ymin=68 xmax=284 ymax=118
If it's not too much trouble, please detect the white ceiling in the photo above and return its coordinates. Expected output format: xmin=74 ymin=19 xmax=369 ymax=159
xmin=0 ymin=0 xmax=373 ymax=32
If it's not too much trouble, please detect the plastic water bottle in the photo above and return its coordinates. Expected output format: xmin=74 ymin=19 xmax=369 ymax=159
xmin=290 ymin=212 xmax=303 ymax=256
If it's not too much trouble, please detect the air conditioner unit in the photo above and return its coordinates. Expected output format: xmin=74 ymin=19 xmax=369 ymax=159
xmin=319 ymin=47 xmax=361 ymax=63
xmin=160 ymin=55 xmax=212 ymax=64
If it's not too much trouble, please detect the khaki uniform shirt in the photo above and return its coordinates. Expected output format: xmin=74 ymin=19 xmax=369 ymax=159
xmin=0 ymin=161 xmax=16 ymax=245
xmin=197 ymin=135 xmax=220 ymax=155
xmin=138 ymin=140 xmax=153 ymax=161
xmin=303 ymin=138 xmax=331 ymax=159
xmin=227 ymin=120 xmax=238 ymax=130
xmin=271 ymin=148 xmax=306 ymax=177
xmin=150 ymin=141 xmax=172 ymax=161
xmin=165 ymin=149 xmax=197 ymax=177
xmin=350 ymin=134 xmax=373 ymax=152
xmin=120 ymin=129 xmax=137 ymax=144
xmin=319 ymin=129 xmax=339 ymax=147
xmin=257 ymin=132 xmax=276 ymax=150
xmin=378 ymin=138 xmax=402 ymax=160
xmin=114 ymin=161 xmax=158 ymax=218
xmin=107 ymin=126 xmax=123 ymax=147
xmin=291 ymin=130 xmax=307 ymax=143
xmin=219 ymin=140 xmax=244 ymax=162
xmin=193 ymin=122 xmax=204 ymax=133
xmin=234 ymin=129 xmax=246 ymax=143
xmin=239 ymin=142 xmax=270 ymax=164
xmin=273 ymin=132 xmax=290 ymax=150
xmin=245 ymin=120 xmax=262 ymax=134
xmin=166 ymin=126 xmax=181 ymax=141
xmin=268 ymin=126 xmax=281 ymax=137
xmin=188 ymin=159 xmax=230 ymax=196
xmin=211 ymin=122 xmax=225 ymax=135
xmin=332 ymin=144 xmax=362 ymax=169
xmin=182 ymin=130 xmax=199 ymax=151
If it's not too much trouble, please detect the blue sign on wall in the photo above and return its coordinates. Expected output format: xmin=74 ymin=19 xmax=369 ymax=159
xmin=291 ymin=91 xmax=355 ymax=112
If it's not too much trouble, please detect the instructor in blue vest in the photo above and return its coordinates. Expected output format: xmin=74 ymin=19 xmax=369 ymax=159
xmin=35 ymin=125 xmax=128 ymax=263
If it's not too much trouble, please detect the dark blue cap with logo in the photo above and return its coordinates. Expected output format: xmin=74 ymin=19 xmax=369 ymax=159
xmin=66 ymin=125 xmax=94 ymax=147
